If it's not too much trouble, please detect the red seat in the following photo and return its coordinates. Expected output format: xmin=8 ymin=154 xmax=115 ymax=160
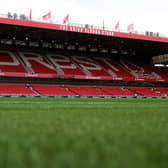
xmin=127 ymin=87 xmax=163 ymax=97
xmin=32 ymin=85 xmax=75 ymax=96
xmin=0 ymin=84 xmax=37 ymax=95
xmin=66 ymin=85 xmax=110 ymax=96
xmin=98 ymin=86 xmax=136 ymax=96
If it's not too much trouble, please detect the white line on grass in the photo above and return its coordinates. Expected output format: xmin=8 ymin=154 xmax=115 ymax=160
xmin=0 ymin=101 xmax=164 ymax=105
xmin=0 ymin=101 xmax=118 ymax=105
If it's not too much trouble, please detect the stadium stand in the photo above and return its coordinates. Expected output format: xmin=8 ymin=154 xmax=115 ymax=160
xmin=0 ymin=17 xmax=167 ymax=98
xmin=47 ymin=54 xmax=86 ymax=76
xmin=0 ymin=84 xmax=37 ymax=95
xmin=18 ymin=52 xmax=58 ymax=74
xmin=65 ymin=85 xmax=110 ymax=96
xmin=0 ymin=83 xmax=167 ymax=97
xmin=127 ymin=87 xmax=163 ymax=97
xmin=31 ymin=85 xmax=76 ymax=96
xmin=98 ymin=86 xmax=136 ymax=97
xmin=93 ymin=57 xmax=134 ymax=78
xmin=0 ymin=51 xmax=27 ymax=73
xmin=154 ymin=88 xmax=168 ymax=96
xmin=0 ymin=49 xmax=168 ymax=97
xmin=0 ymin=50 xmax=168 ymax=82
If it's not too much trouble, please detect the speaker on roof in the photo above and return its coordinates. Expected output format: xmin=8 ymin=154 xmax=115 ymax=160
xmin=7 ymin=12 xmax=12 ymax=18
xmin=20 ymin=14 xmax=26 ymax=20
xmin=145 ymin=31 xmax=149 ymax=36
xmin=85 ymin=24 xmax=89 ymax=28
xmin=13 ymin=13 xmax=17 ymax=19
xmin=155 ymin=32 xmax=159 ymax=37
xmin=150 ymin=32 xmax=153 ymax=36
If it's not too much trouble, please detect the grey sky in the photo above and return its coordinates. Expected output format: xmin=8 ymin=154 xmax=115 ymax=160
xmin=0 ymin=0 xmax=168 ymax=35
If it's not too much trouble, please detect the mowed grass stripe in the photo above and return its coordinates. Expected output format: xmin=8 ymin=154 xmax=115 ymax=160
xmin=0 ymin=100 xmax=118 ymax=105
xmin=0 ymin=99 xmax=167 ymax=111
xmin=0 ymin=97 xmax=167 ymax=104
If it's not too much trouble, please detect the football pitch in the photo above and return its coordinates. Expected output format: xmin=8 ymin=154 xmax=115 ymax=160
xmin=0 ymin=98 xmax=168 ymax=168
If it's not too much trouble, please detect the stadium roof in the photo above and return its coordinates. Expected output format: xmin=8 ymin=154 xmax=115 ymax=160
xmin=0 ymin=17 xmax=168 ymax=58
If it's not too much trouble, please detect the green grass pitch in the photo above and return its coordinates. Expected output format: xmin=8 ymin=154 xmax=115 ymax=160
xmin=0 ymin=98 xmax=168 ymax=168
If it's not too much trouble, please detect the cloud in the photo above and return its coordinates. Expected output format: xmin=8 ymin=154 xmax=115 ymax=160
xmin=0 ymin=0 xmax=168 ymax=34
